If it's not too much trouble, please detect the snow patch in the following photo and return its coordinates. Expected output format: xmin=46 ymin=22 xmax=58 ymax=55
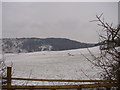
xmin=4 ymin=46 xmax=100 ymax=82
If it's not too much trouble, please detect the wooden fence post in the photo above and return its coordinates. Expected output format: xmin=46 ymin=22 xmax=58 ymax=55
xmin=77 ymin=88 xmax=82 ymax=90
xmin=7 ymin=67 xmax=12 ymax=90
xmin=29 ymin=88 xmax=34 ymax=90
xmin=51 ymin=89 xmax=56 ymax=90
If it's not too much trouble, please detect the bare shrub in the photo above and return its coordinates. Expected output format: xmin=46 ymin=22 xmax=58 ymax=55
xmin=86 ymin=14 xmax=120 ymax=89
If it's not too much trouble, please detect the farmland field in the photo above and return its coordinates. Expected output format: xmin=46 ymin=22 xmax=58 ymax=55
xmin=5 ymin=47 xmax=100 ymax=81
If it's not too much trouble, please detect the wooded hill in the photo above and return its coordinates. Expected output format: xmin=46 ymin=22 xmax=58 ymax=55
xmin=2 ymin=38 xmax=97 ymax=53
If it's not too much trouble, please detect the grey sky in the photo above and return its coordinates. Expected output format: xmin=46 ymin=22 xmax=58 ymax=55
xmin=118 ymin=1 xmax=120 ymax=24
xmin=0 ymin=2 xmax=2 ymax=38
xmin=2 ymin=2 xmax=118 ymax=43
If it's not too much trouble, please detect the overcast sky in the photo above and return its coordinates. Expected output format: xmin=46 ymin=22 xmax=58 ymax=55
xmin=2 ymin=2 xmax=118 ymax=43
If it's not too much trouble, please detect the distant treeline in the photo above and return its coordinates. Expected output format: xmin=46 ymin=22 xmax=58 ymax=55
xmin=2 ymin=38 xmax=98 ymax=53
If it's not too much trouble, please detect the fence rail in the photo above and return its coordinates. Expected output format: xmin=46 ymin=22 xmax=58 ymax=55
xmin=2 ymin=67 xmax=118 ymax=90
xmin=2 ymin=84 xmax=118 ymax=89
xmin=3 ymin=77 xmax=117 ymax=82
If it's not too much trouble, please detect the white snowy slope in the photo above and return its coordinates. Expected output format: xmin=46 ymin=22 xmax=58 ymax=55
xmin=4 ymin=46 xmax=101 ymax=81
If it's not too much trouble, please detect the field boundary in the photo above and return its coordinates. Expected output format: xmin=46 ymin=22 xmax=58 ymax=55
xmin=2 ymin=67 xmax=118 ymax=90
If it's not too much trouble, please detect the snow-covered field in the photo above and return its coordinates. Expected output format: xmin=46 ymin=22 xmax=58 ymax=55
xmin=4 ymin=46 xmax=101 ymax=82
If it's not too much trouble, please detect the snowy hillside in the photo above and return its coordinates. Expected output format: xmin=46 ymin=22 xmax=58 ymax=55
xmin=5 ymin=46 xmax=101 ymax=81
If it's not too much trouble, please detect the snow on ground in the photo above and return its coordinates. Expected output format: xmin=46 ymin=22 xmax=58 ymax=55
xmin=4 ymin=46 xmax=101 ymax=85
